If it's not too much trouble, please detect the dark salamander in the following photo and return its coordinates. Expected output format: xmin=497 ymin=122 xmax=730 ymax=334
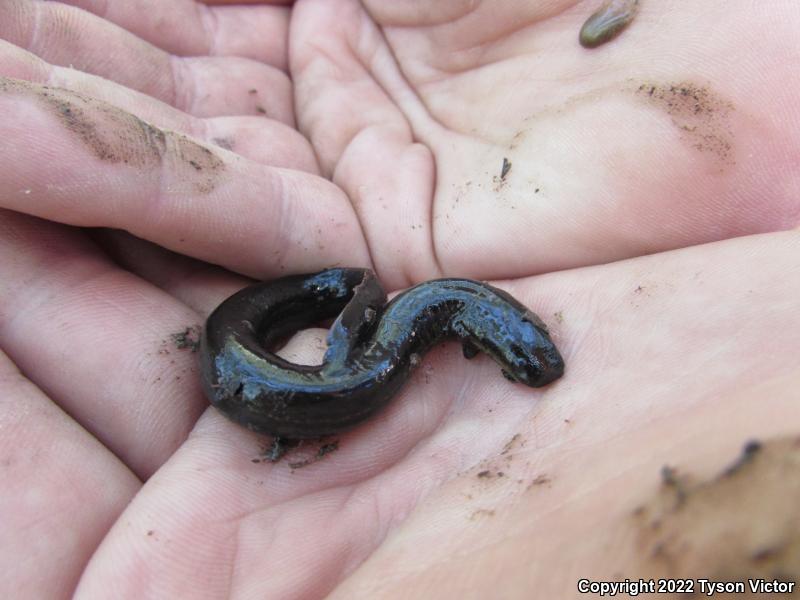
xmin=200 ymin=268 xmax=564 ymax=439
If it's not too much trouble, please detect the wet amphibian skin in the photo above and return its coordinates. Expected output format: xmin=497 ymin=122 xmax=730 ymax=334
xmin=579 ymin=0 xmax=639 ymax=48
xmin=200 ymin=269 xmax=565 ymax=439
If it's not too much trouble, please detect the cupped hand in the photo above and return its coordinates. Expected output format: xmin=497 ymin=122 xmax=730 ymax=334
xmin=1 ymin=1 xmax=798 ymax=598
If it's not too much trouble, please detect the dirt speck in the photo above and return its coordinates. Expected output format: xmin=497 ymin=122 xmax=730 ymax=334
xmin=170 ymin=326 xmax=202 ymax=352
xmin=526 ymin=474 xmax=552 ymax=492
xmin=501 ymin=433 xmax=523 ymax=455
xmin=509 ymin=129 xmax=526 ymax=150
xmin=470 ymin=508 xmax=496 ymax=520
xmin=500 ymin=157 xmax=512 ymax=180
xmin=287 ymin=439 xmax=340 ymax=470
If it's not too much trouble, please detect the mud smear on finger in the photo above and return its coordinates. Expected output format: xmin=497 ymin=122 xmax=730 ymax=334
xmin=626 ymin=437 xmax=800 ymax=591
xmin=0 ymin=76 xmax=226 ymax=194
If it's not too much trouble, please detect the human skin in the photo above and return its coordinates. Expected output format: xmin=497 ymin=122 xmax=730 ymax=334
xmin=0 ymin=1 xmax=798 ymax=598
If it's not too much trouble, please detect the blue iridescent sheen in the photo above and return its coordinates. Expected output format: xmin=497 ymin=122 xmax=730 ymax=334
xmin=200 ymin=269 xmax=564 ymax=439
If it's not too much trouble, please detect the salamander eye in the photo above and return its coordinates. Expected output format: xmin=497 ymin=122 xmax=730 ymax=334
xmin=509 ymin=344 xmax=526 ymax=361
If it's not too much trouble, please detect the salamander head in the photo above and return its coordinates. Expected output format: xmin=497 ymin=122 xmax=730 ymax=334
xmin=477 ymin=309 xmax=565 ymax=388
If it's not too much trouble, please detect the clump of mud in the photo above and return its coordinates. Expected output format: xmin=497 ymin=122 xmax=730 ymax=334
xmin=627 ymin=437 xmax=800 ymax=595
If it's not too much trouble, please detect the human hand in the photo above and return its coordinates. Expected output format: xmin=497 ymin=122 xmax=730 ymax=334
xmin=2 ymin=1 xmax=799 ymax=598
xmin=0 ymin=0 xmax=368 ymax=596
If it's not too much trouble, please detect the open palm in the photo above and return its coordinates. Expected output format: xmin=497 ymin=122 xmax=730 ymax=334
xmin=1 ymin=1 xmax=798 ymax=598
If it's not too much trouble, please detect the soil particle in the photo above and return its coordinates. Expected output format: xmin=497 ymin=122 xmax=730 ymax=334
xmin=170 ymin=326 xmax=202 ymax=352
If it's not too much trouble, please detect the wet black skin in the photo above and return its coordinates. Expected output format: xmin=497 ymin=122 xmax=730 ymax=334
xmin=200 ymin=268 xmax=565 ymax=439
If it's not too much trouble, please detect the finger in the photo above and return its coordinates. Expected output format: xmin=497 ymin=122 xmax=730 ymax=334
xmin=205 ymin=115 xmax=319 ymax=172
xmin=292 ymin=0 xmax=440 ymax=288
xmin=292 ymin=0 xmax=410 ymax=176
xmin=0 ymin=41 xmax=318 ymax=170
xmin=0 ymin=211 xmax=209 ymax=478
xmin=0 ymin=0 xmax=293 ymax=122
xmin=91 ymin=229 xmax=249 ymax=314
xmin=0 ymin=77 xmax=368 ymax=279
xmin=0 ymin=349 xmax=139 ymax=599
xmin=60 ymin=0 xmax=291 ymax=70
